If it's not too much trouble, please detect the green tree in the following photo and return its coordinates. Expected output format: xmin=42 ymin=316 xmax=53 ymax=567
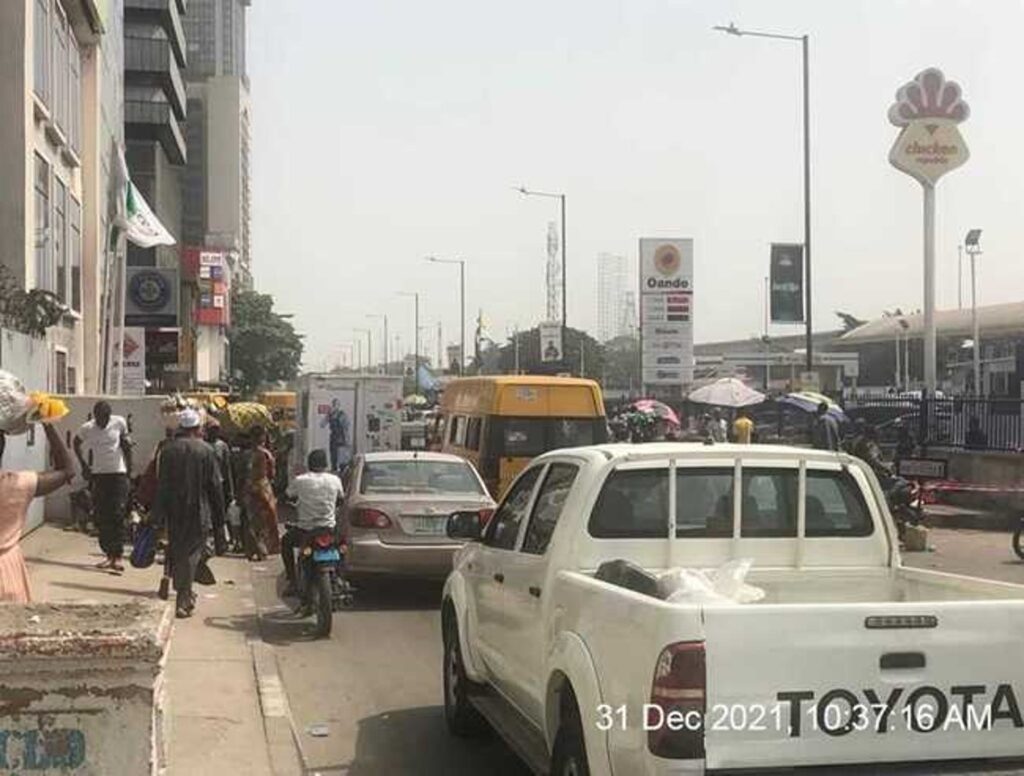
xmin=602 ymin=335 xmax=640 ymax=391
xmin=229 ymin=290 xmax=303 ymax=395
xmin=496 ymin=326 xmax=604 ymax=378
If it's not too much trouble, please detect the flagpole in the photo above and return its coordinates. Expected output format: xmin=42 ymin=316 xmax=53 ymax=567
xmin=116 ymin=231 xmax=127 ymax=396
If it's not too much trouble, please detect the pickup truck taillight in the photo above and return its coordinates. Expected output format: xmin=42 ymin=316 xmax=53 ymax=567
xmin=648 ymin=640 xmax=706 ymax=760
xmin=351 ymin=508 xmax=392 ymax=529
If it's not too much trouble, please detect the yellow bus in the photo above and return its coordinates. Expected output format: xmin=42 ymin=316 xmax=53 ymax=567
xmin=258 ymin=391 xmax=298 ymax=432
xmin=439 ymin=376 xmax=607 ymax=498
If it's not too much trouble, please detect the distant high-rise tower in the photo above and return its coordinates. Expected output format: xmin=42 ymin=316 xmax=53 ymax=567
xmin=597 ymin=253 xmax=629 ymax=342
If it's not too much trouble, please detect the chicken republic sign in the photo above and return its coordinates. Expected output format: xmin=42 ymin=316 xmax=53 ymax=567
xmin=889 ymin=67 xmax=970 ymax=185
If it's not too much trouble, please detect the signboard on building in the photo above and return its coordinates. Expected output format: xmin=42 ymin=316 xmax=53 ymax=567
xmin=124 ymin=269 xmax=178 ymax=327
xmin=145 ymin=329 xmax=180 ymax=365
xmin=640 ymin=238 xmax=693 ymax=387
xmin=539 ymin=322 xmax=563 ymax=363
xmin=770 ymin=243 xmax=804 ymax=323
xmin=111 ymin=327 xmax=146 ymax=396
xmin=193 ymin=251 xmax=231 ymax=326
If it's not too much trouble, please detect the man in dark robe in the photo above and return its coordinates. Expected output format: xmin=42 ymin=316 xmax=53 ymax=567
xmin=156 ymin=409 xmax=224 ymax=618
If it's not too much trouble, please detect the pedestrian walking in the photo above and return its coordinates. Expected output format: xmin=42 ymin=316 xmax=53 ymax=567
xmin=246 ymin=427 xmax=280 ymax=560
xmin=74 ymin=401 xmax=133 ymax=571
xmin=811 ymin=402 xmax=841 ymax=451
xmin=205 ymin=420 xmax=234 ymax=556
xmin=732 ymin=408 xmax=754 ymax=445
xmin=0 ymin=424 xmax=75 ymax=602
xmin=154 ymin=409 xmax=224 ymax=619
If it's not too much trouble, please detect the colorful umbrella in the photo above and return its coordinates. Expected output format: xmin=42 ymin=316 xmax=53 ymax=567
xmin=778 ymin=391 xmax=847 ymax=421
xmin=632 ymin=399 xmax=681 ymax=428
xmin=687 ymin=378 xmax=766 ymax=408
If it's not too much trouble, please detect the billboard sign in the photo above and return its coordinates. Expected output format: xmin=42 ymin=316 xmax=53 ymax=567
xmin=111 ymin=327 xmax=146 ymax=396
xmin=539 ymin=321 xmax=563 ymax=363
xmin=888 ymin=68 xmax=970 ymax=186
xmin=640 ymin=239 xmax=693 ymax=387
xmin=125 ymin=268 xmax=178 ymax=327
xmin=770 ymin=243 xmax=804 ymax=323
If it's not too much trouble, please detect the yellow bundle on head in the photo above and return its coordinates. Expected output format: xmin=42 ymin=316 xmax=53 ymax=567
xmin=28 ymin=392 xmax=70 ymax=424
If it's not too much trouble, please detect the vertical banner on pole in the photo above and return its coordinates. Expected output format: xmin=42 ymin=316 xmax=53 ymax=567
xmin=888 ymin=67 xmax=970 ymax=393
xmin=769 ymin=244 xmax=805 ymax=324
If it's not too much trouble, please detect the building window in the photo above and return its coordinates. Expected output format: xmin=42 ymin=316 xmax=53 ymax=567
xmin=69 ymin=195 xmax=81 ymax=312
xmin=55 ymin=350 xmax=68 ymax=394
xmin=53 ymin=178 xmax=66 ymax=302
xmin=34 ymin=0 xmax=50 ymax=104
xmin=68 ymin=38 xmax=81 ymax=153
xmin=66 ymin=365 xmax=77 ymax=395
xmin=34 ymin=154 xmax=50 ymax=290
xmin=51 ymin=1 xmax=69 ymax=135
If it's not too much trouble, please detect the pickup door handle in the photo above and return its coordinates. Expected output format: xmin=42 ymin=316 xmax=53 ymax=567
xmin=493 ymin=573 xmax=505 ymax=584
xmin=528 ymin=586 xmax=542 ymax=598
xmin=880 ymin=651 xmax=926 ymax=670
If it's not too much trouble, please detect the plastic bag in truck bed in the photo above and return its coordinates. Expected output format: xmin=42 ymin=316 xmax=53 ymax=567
xmin=657 ymin=558 xmax=765 ymax=604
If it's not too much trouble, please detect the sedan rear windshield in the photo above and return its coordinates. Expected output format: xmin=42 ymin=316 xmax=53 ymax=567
xmin=588 ymin=466 xmax=873 ymax=539
xmin=360 ymin=460 xmax=484 ymax=495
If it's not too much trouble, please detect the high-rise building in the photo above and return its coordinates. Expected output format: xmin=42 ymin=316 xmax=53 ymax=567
xmin=0 ymin=0 xmax=124 ymax=394
xmin=181 ymin=0 xmax=252 ymax=291
xmin=596 ymin=253 xmax=630 ymax=342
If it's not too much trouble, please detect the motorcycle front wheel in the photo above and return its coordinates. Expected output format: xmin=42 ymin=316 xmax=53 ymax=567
xmin=315 ymin=570 xmax=333 ymax=638
xmin=1013 ymin=521 xmax=1024 ymax=561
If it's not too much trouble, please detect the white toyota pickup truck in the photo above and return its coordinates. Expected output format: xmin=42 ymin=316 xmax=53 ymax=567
xmin=440 ymin=443 xmax=1024 ymax=775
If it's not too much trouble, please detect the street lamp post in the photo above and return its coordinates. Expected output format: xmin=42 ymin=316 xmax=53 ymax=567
xmin=354 ymin=327 xmax=372 ymax=374
xmin=965 ymin=229 xmax=983 ymax=395
xmin=715 ymin=22 xmax=812 ymax=373
xmin=399 ymin=291 xmax=420 ymax=393
xmin=517 ymin=186 xmax=567 ymax=359
xmin=426 ymin=256 xmax=465 ymax=375
xmin=367 ymin=314 xmax=388 ymax=374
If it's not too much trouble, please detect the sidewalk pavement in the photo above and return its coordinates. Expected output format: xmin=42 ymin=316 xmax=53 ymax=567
xmin=22 ymin=524 xmax=301 ymax=776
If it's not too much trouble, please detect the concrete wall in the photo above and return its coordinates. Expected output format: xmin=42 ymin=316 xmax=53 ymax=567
xmin=0 ymin=602 xmax=170 ymax=775
xmin=44 ymin=395 xmax=170 ymax=523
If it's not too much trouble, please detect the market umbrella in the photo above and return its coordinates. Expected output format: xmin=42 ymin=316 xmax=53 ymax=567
xmin=778 ymin=391 xmax=847 ymax=421
xmin=687 ymin=378 xmax=766 ymax=408
xmin=631 ymin=399 xmax=681 ymax=428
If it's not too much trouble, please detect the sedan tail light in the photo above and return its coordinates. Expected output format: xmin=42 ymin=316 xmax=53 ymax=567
xmin=648 ymin=640 xmax=705 ymax=759
xmin=351 ymin=508 xmax=392 ymax=529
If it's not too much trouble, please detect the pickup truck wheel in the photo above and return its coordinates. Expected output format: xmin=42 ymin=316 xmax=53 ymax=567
xmin=443 ymin=614 xmax=486 ymax=736
xmin=551 ymin=699 xmax=590 ymax=776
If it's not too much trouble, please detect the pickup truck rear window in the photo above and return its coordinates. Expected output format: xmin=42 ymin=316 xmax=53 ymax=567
xmin=588 ymin=467 xmax=874 ymax=539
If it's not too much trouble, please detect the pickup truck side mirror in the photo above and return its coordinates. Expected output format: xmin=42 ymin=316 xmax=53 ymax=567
xmin=446 ymin=511 xmax=483 ymax=541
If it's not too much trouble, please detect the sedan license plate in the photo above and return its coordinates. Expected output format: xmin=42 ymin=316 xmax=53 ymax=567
xmin=313 ymin=547 xmax=341 ymax=562
xmin=410 ymin=516 xmax=448 ymax=536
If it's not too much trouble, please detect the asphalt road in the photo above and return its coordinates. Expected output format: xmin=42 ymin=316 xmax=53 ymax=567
xmin=250 ymin=527 xmax=1024 ymax=776
xmin=251 ymin=567 xmax=530 ymax=776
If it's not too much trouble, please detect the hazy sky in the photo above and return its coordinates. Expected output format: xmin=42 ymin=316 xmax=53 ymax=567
xmin=248 ymin=0 xmax=1024 ymax=370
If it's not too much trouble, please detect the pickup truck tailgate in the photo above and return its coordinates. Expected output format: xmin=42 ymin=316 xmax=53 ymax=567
xmin=702 ymin=600 xmax=1024 ymax=770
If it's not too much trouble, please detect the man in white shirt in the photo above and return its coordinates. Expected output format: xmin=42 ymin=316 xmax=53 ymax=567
xmin=74 ymin=401 xmax=132 ymax=571
xmin=281 ymin=449 xmax=343 ymax=596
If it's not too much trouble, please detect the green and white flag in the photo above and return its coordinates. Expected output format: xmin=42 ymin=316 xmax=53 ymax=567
xmin=115 ymin=146 xmax=176 ymax=248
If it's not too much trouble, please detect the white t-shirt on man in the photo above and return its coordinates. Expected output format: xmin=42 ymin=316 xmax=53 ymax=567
xmin=77 ymin=416 xmax=129 ymax=474
xmin=287 ymin=471 xmax=344 ymax=530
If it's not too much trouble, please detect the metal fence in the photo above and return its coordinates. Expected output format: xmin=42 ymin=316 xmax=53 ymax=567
xmin=842 ymin=395 xmax=1024 ymax=452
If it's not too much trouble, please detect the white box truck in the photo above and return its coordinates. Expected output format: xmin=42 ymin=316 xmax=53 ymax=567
xmin=296 ymin=374 xmax=403 ymax=470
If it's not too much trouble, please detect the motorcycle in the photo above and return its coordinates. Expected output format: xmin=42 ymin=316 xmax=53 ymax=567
xmin=880 ymin=473 xmax=924 ymax=542
xmin=297 ymin=528 xmax=354 ymax=638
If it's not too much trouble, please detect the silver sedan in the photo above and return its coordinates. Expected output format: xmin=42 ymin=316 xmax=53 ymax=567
xmin=341 ymin=452 xmax=495 ymax=582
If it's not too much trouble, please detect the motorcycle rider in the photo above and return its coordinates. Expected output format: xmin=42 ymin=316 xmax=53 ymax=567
xmin=281 ymin=449 xmax=344 ymax=603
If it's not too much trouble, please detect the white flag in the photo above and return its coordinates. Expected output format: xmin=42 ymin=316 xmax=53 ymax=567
xmin=114 ymin=146 xmax=176 ymax=248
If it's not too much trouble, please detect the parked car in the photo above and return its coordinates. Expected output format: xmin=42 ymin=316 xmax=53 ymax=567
xmin=342 ymin=451 xmax=495 ymax=583
xmin=442 ymin=442 xmax=1024 ymax=775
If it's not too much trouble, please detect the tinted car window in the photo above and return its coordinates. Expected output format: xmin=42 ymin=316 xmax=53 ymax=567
xmin=484 ymin=466 xmax=542 ymax=550
xmin=360 ymin=460 xmax=483 ymax=495
xmin=521 ymin=463 xmax=578 ymax=555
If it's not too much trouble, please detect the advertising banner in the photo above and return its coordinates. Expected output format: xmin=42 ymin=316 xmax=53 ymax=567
xmin=111 ymin=327 xmax=146 ymax=396
xmin=640 ymin=239 xmax=693 ymax=387
xmin=539 ymin=321 xmax=563 ymax=363
xmin=308 ymin=386 xmax=357 ymax=470
xmin=770 ymin=243 xmax=804 ymax=323
xmin=125 ymin=268 xmax=178 ymax=327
